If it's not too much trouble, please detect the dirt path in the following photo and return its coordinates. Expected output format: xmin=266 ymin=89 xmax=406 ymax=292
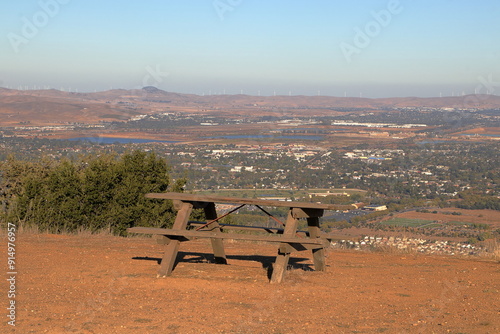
xmin=1 ymin=234 xmax=499 ymax=333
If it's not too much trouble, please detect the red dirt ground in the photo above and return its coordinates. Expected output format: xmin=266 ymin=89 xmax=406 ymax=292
xmin=1 ymin=233 xmax=499 ymax=334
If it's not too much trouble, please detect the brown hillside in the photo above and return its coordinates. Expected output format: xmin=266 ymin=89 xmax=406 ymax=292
xmin=0 ymin=94 xmax=135 ymax=125
xmin=2 ymin=234 xmax=498 ymax=333
xmin=1 ymin=88 xmax=500 ymax=126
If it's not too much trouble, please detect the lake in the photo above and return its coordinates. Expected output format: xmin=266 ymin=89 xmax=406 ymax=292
xmin=65 ymin=137 xmax=179 ymax=144
xmin=207 ymin=135 xmax=324 ymax=140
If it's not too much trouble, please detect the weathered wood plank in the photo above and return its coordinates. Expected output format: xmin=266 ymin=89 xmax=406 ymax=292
xmin=187 ymin=221 xmax=310 ymax=236
xmin=292 ymin=208 xmax=324 ymax=218
xmin=157 ymin=201 xmax=193 ymax=277
xmin=154 ymin=230 xmax=320 ymax=251
xmin=270 ymin=210 xmax=299 ymax=283
xmin=171 ymin=202 xmax=194 ymax=230
xmin=307 ymin=217 xmax=326 ymax=271
xmin=204 ymin=202 xmax=227 ymax=264
xmin=158 ymin=238 xmax=181 ymax=277
xmin=128 ymin=227 xmax=329 ymax=246
xmin=145 ymin=192 xmax=357 ymax=211
xmin=270 ymin=251 xmax=290 ymax=283
xmin=279 ymin=242 xmax=325 ymax=252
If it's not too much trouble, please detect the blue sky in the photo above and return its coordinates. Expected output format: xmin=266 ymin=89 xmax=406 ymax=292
xmin=1 ymin=0 xmax=499 ymax=97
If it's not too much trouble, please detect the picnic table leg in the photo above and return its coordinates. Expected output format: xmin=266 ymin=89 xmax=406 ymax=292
xmin=307 ymin=217 xmax=326 ymax=271
xmin=157 ymin=201 xmax=193 ymax=277
xmin=204 ymin=202 xmax=227 ymax=264
xmin=270 ymin=209 xmax=298 ymax=283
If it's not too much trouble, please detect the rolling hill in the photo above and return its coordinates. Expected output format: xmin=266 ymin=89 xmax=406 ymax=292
xmin=1 ymin=87 xmax=499 ymax=126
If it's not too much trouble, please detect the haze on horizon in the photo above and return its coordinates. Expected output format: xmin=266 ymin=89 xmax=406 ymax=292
xmin=1 ymin=0 xmax=499 ymax=98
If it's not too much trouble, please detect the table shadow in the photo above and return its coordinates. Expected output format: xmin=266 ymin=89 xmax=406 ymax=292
xmin=132 ymin=251 xmax=314 ymax=279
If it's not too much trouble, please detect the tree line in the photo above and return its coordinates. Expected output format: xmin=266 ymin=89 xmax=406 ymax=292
xmin=0 ymin=151 xmax=185 ymax=235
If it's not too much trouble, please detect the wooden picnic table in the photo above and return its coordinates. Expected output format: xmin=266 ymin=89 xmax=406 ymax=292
xmin=128 ymin=192 xmax=358 ymax=283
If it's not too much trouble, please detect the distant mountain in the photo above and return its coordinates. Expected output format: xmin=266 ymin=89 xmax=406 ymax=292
xmin=1 ymin=87 xmax=499 ymax=126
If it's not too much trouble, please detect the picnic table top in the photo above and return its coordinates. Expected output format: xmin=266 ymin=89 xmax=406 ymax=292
xmin=145 ymin=192 xmax=358 ymax=211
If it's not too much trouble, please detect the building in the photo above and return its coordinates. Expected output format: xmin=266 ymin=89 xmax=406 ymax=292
xmin=308 ymin=191 xmax=350 ymax=198
xmin=364 ymin=205 xmax=388 ymax=211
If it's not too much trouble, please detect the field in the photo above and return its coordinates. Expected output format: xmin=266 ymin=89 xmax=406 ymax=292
xmin=380 ymin=218 xmax=435 ymax=227
xmin=1 ymin=233 xmax=498 ymax=333
xmin=389 ymin=209 xmax=500 ymax=231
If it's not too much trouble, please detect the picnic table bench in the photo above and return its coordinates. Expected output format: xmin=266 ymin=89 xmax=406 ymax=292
xmin=128 ymin=192 xmax=358 ymax=283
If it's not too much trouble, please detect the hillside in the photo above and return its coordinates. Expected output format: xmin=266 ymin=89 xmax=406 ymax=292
xmin=1 ymin=87 xmax=499 ymax=126
xmin=2 ymin=234 xmax=498 ymax=333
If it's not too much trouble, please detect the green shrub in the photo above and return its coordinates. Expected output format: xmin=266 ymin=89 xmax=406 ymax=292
xmin=0 ymin=150 xmax=183 ymax=235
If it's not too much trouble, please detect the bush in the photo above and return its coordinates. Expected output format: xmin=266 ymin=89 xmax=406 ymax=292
xmin=0 ymin=151 xmax=184 ymax=235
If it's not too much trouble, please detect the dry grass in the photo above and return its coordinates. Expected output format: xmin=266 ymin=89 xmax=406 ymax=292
xmin=17 ymin=223 xmax=43 ymax=235
xmin=7 ymin=221 xmax=115 ymax=237
xmin=481 ymin=239 xmax=500 ymax=261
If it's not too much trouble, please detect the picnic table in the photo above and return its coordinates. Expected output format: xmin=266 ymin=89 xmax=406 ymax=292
xmin=128 ymin=192 xmax=358 ymax=283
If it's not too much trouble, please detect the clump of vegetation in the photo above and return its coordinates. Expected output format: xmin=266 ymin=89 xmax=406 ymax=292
xmin=455 ymin=192 xmax=500 ymax=211
xmin=0 ymin=150 xmax=185 ymax=235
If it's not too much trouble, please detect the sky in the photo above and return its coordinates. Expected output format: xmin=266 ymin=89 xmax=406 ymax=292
xmin=1 ymin=0 xmax=499 ymax=98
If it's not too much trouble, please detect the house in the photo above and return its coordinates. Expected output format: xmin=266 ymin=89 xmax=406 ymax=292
xmin=230 ymin=166 xmax=254 ymax=173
